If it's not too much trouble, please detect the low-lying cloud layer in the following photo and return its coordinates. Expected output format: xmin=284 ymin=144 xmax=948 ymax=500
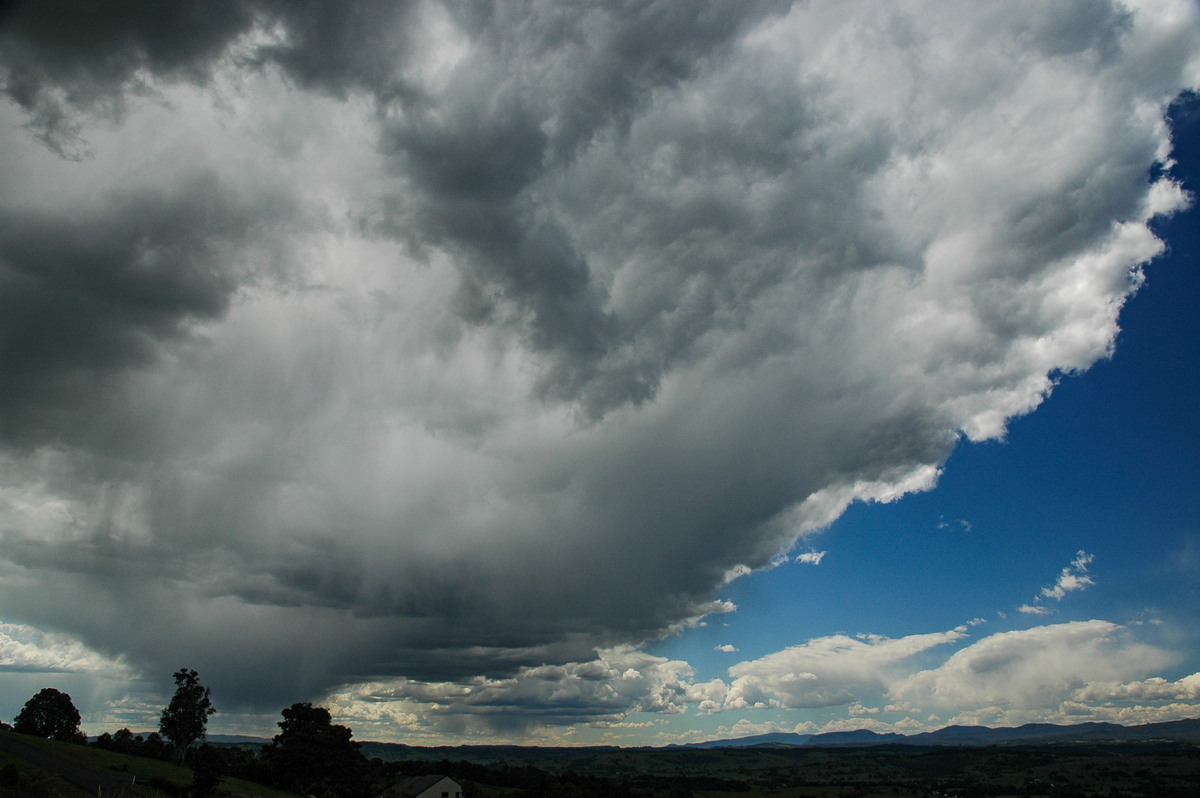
xmin=317 ymin=617 xmax=1198 ymax=742
xmin=1 ymin=0 xmax=1198 ymax=724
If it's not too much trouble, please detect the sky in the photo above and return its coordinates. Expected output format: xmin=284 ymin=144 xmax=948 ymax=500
xmin=0 ymin=0 xmax=1198 ymax=747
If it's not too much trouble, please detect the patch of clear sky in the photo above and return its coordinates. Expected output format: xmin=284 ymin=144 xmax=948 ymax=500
xmin=654 ymin=93 xmax=1200 ymax=681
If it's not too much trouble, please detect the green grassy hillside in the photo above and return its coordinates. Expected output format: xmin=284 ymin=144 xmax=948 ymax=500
xmin=0 ymin=730 xmax=297 ymax=798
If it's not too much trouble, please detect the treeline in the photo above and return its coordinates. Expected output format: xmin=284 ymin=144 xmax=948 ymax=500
xmin=92 ymin=728 xmax=363 ymax=798
xmin=378 ymin=758 xmax=716 ymax=797
xmin=90 ymin=739 xmax=710 ymax=798
xmin=3 ymin=672 xmax=715 ymax=798
xmin=3 ymin=670 xmax=371 ymax=797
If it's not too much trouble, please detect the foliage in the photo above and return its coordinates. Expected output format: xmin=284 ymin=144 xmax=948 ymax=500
xmin=93 ymin=728 xmax=167 ymax=760
xmin=5 ymin=728 xmax=299 ymax=798
xmin=23 ymin=731 xmax=191 ymax=785
xmin=159 ymin=668 xmax=216 ymax=760
xmin=355 ymin=740 xmax=1200 ymax=798
xmin=264 ymin=702 xmax=366 ymax=798
xmin=188 ymin=744 xmax=224 ymax=798
xmin=13 ymin=688 xmax=82 ymax=743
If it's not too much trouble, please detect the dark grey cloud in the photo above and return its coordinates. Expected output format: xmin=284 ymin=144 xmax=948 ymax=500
xmin=0 ymin=0 xmax=252 ymax=155
xmin=0 ymin=173 xmax=294 ymax=448
xmin=378 ymin=1 xmax=791 ymax=413
xmin=0 ymin=0 xmax=418 ymax=155
xmin=329 ymin=648 xmax=707 ymax=736
xmin=0 ymin=0 xmax=1196 ymax=722
xmin=253 ymin=1 xmax=419 ymax=97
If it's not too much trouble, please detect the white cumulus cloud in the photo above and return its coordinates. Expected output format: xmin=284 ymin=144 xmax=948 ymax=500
xmin=725 ymin=629 xmax=967 ymax=710
xmin=891 ymin=620 xmax=1174 ymax=710
xmin=0 ymin=622 xmax=135 ymax=678
xmin=1041 ymin=551 xmax=1097 ymax=600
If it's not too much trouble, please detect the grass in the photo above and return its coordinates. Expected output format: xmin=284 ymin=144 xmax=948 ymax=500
xmin=0 ymin=731 xmax=299 ymax=798
xmin=0 ymin=751 xmax=92 ymax=798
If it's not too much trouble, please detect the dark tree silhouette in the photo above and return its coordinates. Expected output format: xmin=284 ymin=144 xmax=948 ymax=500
xmin=13 ymin=688 xmax=81 ymax=742
xmin=265 ymin=702 xmax=366 ymax=798
xmin=159 ymin=668 xmax=215 ymax=762
xmin=188 ymin=744 xmax=225 ymax=798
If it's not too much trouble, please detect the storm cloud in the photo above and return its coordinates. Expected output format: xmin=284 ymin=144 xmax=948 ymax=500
xmin=1 ymin=0 xmax=1197 ymax=716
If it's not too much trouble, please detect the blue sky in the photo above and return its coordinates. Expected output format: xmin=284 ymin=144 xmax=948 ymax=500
xmin=639 ymin=94 xmax=1200 ymax=742
xmin=0 ymin=1 xmax=1198 ymax=746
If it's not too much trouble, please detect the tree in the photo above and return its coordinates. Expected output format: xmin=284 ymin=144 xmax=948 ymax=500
xmin=142 ymin=731 xmax=167 ymax=760
xmin=159 ymin=668 xmax=215 ymax=761
xmin=13 ymin=688 xmax=82 ymax=742
xmin=264 ymin=702 xmax=366 ymax=798
xmin=188 ymin=744 xmax=225 ymax=798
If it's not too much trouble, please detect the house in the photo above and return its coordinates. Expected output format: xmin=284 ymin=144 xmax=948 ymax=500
xmin=381 ymin=774 xmax=464 ymax=798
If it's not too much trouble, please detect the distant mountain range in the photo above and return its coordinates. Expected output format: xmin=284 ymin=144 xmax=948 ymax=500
xmin=674 ymin=718 xmax=1200 ymax=749
xmin=103 ymin=718 xmax=1200 ymax=752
